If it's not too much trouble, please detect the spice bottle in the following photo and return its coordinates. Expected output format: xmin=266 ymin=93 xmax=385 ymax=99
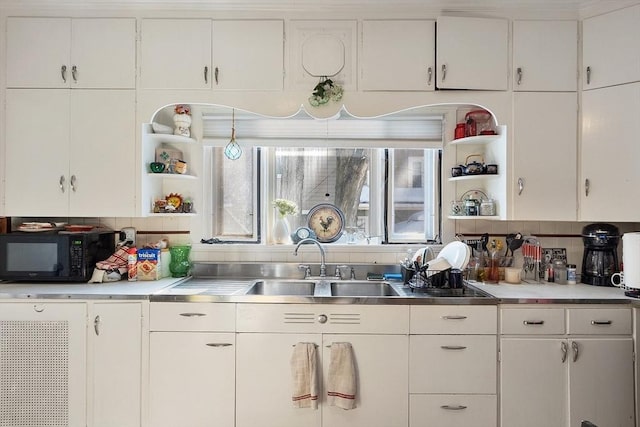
xmin=127 ymin=247 xmax=137 ymax=281
xmin=567 ymin=264 xmax=577 ymax=285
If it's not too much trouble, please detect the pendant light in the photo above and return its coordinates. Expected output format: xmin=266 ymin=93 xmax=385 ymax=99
xmin=224 ymin=108 xmax=242 ymax=160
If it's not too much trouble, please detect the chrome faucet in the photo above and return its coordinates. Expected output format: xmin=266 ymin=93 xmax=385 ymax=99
xmin=293 ymin=238 xmax=327 ymax=278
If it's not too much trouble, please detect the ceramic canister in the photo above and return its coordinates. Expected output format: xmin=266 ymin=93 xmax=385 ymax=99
xmin=622 ymin=232 xmax=640 ymax=289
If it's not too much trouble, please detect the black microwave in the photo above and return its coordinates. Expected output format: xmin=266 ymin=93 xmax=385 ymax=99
xmin=0 ymin=230 xmax=115 ymax=282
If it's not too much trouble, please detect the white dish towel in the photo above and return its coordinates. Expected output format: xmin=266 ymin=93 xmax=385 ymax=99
xmin=326 ymin=342 xmax=357 ymax=410
xmin=291 ymin=342 xmax=318 ymax=409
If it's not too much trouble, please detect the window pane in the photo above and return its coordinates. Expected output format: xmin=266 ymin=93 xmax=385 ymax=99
xmin=388 ymin=148 xmax=440 ymax=242
xmin=211 ymin=147 xmax=258 ymax=241
xmin=274 ymin=147 xmax=371 ymax=243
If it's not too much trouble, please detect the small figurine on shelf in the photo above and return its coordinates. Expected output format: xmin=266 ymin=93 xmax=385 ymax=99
xmin=173 ymin=104 xmax=192 ymax=137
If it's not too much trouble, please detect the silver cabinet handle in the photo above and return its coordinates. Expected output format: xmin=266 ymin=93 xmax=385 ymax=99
xmin=61 ymin=65 xmax=67 ymax=82
xmin=94 ymin=315 xmax=101 ymax=336
xmin=179 ymin=312 xmax=207 ymax=317
xmin=442 ymin=315 xmax=467 ymax=320
xmin=33 ymin=304 xmax=45 ymax=313
xmin=586 ymin=66 xmax=591 ymax=85
xmin=518 ymin=177 xmax=524 ymax=195
xmin=214 ymin=66 xmax=219 ymax=85
xmin=516 ymin=67 xmax=523 ymax=85
xmin=441 ymin=345 xmax=467 ymax=350
xmin=317 ymin=314 xmax=328 ymax=324
xmin=441 ymin=405 xmax=467 ymax=410
xmin=427 ymin=66 xmax=433 ymax=86
xmin=59 ymin=175 xmax=66 ymax=193
xmin=591 ymin=320 xmax=612 ymax=326
xmin=585 ymin=178 xmax=590 ymax=197
xmin=571 ymin=341 xmax=579 ymax=362
xmin=70 ymin=175 xmax=77 ymax=192
xmin=441 ymin=64 xmax=447 ymax=82
xmin=561 ymin=341 xmax=568 ymax=363
xmin=523 ymin=320 xmax=544 ymax=325
xmin=206 ymin=343 xmax=232 ymax=347
xmin=71 ymin=65 xmax=78 ymax=82
xmin=204 ymin=66 xmax=208 ymax=84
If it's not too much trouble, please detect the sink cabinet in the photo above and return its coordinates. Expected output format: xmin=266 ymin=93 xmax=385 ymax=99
xmin=236 ymin=304 xmax=409 ymax=427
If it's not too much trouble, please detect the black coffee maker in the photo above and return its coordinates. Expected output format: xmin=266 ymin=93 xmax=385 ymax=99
xmin=581 ymin=223 xmax=620 ymax=286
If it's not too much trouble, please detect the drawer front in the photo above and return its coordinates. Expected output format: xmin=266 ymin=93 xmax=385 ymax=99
xmin=501 ymin=308 xmax=565 ymax=335
xmin=410 ymin=305 xmax=497 ymax=334
xmin=568 ymin=307 xmax=631 ymax=335
xmin=236 ymin=304 xmax=409 ymax=334
xmin=409 ymin=335 xmax=497 ymax=394
xmin=410 ymin=394 xmax=497 ymax=427
xmin=150 ymin=302 xmax=236 ymax=332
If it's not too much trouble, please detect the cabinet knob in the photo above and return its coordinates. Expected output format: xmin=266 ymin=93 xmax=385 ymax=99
xmin=586 ymin=66 xmax=591 ymax=85
xmin=585 ymin=178 xmax=590 ymax=197
xmin=441 ymin=64 xmax=447 ymax=82
xmin=427 ymin=66 xmax=432 ymax=86
xmin=61 ymin=65 xmax=67 ymax=83
xmin=94 ymin=315 xmax=101 ymax=336
xmin=517 ymin=177 xmax=524 ymax=195
xmin=71 ymin=65 xmax=78 ymax=83
xmin=204 ymin=66 xmax=208 ymax=84
xmin=516 ymin=67 xmax=523 ymax=85
xmin=206 ymin=343 xmax=233 ymax=347
xmin=561 ymin=341 xmax=568 ymax=363
xmin=59 ymin=175 xmax=66 ymax=193
xmin=215 ymin=66 xmax=219 ymax=85
xmin=571 ymin=341 xmax=579 ymax=362
xmin=70 ymin=175 xmax=77 ymax=192
xmin=317 ymin=314 xmax=328 ymax=324
xmin=441 ymin=405 xmax=467 ymax=410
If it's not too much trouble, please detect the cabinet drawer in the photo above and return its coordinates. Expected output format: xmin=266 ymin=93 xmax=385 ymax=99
xmin=568 ymin=307 xmax=631 ymax=335
xmin=236 ymin=304 xmax=409 ymax=334
xmin=410 ymin=394 xmax=497 ymax=427
xmin=150 ymin=303 xmax=235 ymax=332
xmin=501 ymin=308 xmax=565 ymax=335
xmin=409 ymin=335 xmax=497 ymax=394
xmin=410 ymin=305 xmax=497 ymax=334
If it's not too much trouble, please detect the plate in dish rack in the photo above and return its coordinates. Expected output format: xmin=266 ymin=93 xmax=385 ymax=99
xmin=438 ymin=241 xmax=471 ymax=270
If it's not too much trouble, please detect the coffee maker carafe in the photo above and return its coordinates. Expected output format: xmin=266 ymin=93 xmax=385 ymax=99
xmin=581 ymin=223 xmax=620 ymax=286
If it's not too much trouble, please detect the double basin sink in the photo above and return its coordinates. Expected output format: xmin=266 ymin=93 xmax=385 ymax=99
xmin=244 ymin=279 xmax=400 ymax=297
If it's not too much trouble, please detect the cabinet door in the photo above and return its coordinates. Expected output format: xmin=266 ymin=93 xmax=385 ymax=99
xmin=71 ymin=18 xmax=136 ymax=89
xmin=6 ymin=17 xmax=71 ymax=88
xmin=69 ymin=90 xmax=136 ymax=216
xmin=436 ymin=16 xmax=508 ymax=90
xmin=212 ymin=20 xmax=284 ymax=91
xmin=89 ymin=302 xmax=141 ymax=427
xmin=140 ymin=19 xmax=212 ymax=89
xmin=0 ymin=302 xmax=87 ymax=427
xmin=512 ymin=92 xmax=577 ymax=220
xmin=569 ymin=338 xmax=635 ymax=427
xmin=322 ymin=334 xmax=408 ymax=427
xmin=5 ymin=89 xmax=70 ymax=216
xmin=513 ymin=20 xmax=577 ymax=91
xmin=500 ymin=338 xmax=567 ymax=427
xmin=360 ymin=20 xmax=435 ymax=91
xmin=236 ymin=333 xmax=321 ymax=427
xmin=580 ymin=83 xmax=640 ymax=221
xmin=149 ymin=332 xmax=235 ymax=427
xmin=583 ymin=4 xmax=640 ymax=90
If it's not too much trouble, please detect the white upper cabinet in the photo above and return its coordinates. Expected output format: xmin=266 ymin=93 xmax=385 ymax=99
xmin=512 ymin=20 xmax=577 ymax=91
xmin=6 ymin=17 xmax=136 ymax=89
xmin=140 ymin=19 xmax=284 ymax=90
xmin=212 ymin=20 xmax=284 ymax=91
xmin=580 ymin=83 xmax=640 ymax=222
xmin=140 ymin=19 xmax=212 ymax=89
xmin=583 ymin=4 xmax=640 ymax=90
xmin=512 ymin=92 xmax=577 ymax=221
xmin=436 ymin=16 xmax=508 ymax=90
xmin=360 ymin=20 xmax=435 ymax=91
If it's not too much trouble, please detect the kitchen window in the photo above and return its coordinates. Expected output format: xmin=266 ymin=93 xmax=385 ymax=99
xmin=201 ymin=106 xmax=443 ymax=244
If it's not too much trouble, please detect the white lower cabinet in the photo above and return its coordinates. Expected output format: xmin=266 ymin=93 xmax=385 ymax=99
xmin=409 ymin=305 xmax=498 ymax=427
xmin=235 ymin=304 xmax=409 ymax=427
xmin=500 ymin=305 xmax=635 ymax=427
xmin=88 ymin=302 xmax=143 ymax=427
xmin=148 ymin=303 xmax=236 ymax=427
xmin=0 ymin=302 xmax=87 ymax=427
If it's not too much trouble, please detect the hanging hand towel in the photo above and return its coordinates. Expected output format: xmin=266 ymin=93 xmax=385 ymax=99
xmin=326 ymin=342 xmax=357 ymax=410
xmin=291 ymin=342 xmax=318 ymax=409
